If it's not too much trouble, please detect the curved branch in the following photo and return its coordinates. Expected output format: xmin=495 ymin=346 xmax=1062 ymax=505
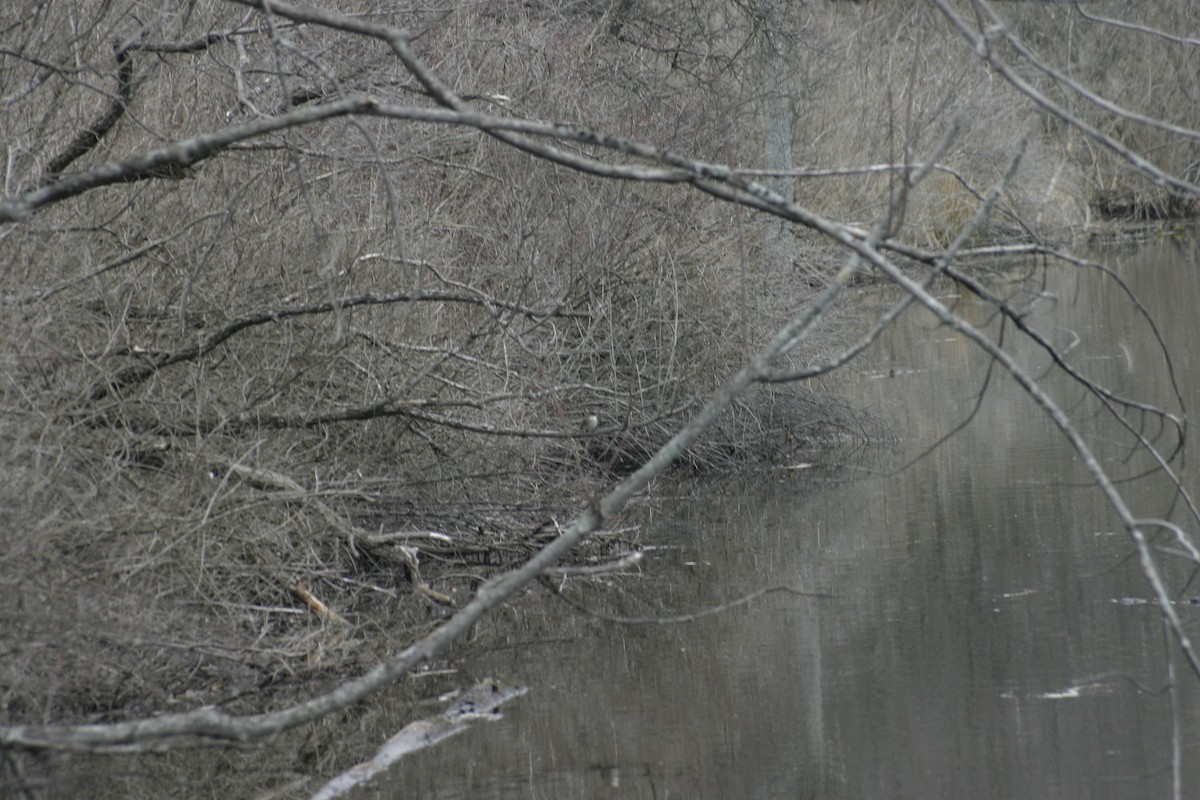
xmin=41 ymin=39 xmax=137 ymax=181
xmin=81 ymin=287 xmax=580 ymax=405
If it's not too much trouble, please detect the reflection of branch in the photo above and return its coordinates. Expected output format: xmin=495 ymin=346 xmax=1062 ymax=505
xmin=548 ymin=580 xmax=836 ymax=625
xmin=943 ymin=263 xmax=1195 ymax=528
xmin=862 ymin=228 xmax=1200 ymax=685
xmin=947 ymin=263 xmax=1185 ymax=436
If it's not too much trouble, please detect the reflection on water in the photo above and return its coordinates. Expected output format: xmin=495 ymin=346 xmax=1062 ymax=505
xmin=379 ymin=238 xmax=1200 ymax=799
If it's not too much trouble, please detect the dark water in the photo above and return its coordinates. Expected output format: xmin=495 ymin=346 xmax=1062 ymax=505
xmin=378 ymin=237 xmax=1200 ymax=799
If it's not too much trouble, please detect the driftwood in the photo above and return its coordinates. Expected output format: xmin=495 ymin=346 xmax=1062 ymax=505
xmin=309 ymin=679 xmax=528 ymax=800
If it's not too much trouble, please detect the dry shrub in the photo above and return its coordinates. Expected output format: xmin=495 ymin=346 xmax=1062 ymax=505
xmin=1005 ymin=3 xmax=1200 ymax=221
xmin=0 ymin=0 xmax=833 ymax=741
xmin=783 ymin=2 xmax=1200 ymax=237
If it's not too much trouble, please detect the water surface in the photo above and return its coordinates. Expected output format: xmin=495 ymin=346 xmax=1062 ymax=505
xmin=381 ymin=237 xmax=1200 ymax=799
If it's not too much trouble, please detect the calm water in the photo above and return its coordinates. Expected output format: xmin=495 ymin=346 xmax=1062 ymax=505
xmin=379 ymin=237 xmax=1200 ymax=799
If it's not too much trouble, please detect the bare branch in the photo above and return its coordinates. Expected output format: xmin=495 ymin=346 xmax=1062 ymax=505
xmin=931 ymin=0 xmax=1200 ymax=199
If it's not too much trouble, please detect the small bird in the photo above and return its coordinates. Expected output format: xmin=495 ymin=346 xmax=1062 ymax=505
xmin=580 ymin=414 xmax=599 ymax=433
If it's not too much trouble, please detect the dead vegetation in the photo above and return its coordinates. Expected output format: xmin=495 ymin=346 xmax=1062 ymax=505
xmin=0 ymin=0 xmax=841 ymax=745
xmin=2 ymin=0 xmax=1199 ymax=795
